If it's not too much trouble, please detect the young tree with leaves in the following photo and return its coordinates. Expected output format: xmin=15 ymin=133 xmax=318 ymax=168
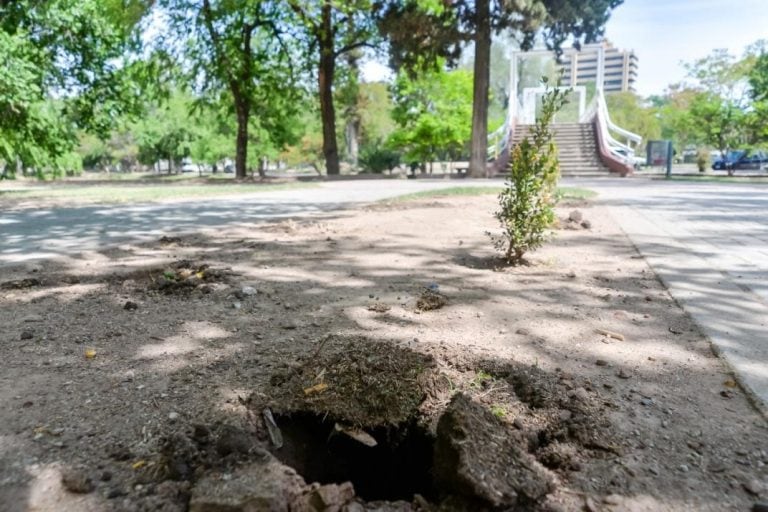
xmin=156 ymin=0 xmax=304 ymax=179
xmin=390 ymin=66 xmax=473 ymax=171
xmin=285 ymin=1 xmax=381 ymax=176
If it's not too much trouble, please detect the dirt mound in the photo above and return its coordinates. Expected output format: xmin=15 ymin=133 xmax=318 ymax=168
xmin=416 ymin=289 xmax=447 ymax=311
xmin=0 ymin=277 xmax=42 ymax=289
xmin=106 ymin=260 xmax=234 ymax=295
xmin=258 ymin=336 xmax=437 ymax=428
xmin=434 ymin=393 xmax=555 ymax=509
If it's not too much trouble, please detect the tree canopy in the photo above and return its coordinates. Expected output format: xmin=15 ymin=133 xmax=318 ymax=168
xmin=0 ymin=0 xmax=144 ymax=174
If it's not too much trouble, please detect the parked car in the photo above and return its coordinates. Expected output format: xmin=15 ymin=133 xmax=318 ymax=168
xmin=712 ymin=150 xmax=768 ymax=174
xmin=613 ymin=148 xmax=645 ymax=168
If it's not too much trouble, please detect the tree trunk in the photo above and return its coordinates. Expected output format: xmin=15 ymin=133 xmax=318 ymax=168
xmin=318 ymin=2 xmax=340 ymax=176
xmin=345 ymin=118 xmax=360 ymax=166
xmin=469 ymin=0 xmax=491 ymax=178
xmin=258 ymin=157 xmax=267 ymax=178
xmin=234 ymin=97 xmax=249 ymax=179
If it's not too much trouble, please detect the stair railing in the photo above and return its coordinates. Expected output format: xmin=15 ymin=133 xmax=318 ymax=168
xmin=590 ymin=89 xmax=642 ymax=176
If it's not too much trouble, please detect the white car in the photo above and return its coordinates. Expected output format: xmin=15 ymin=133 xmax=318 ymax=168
xmin=613 ymin=148 xmax=645 ymax=168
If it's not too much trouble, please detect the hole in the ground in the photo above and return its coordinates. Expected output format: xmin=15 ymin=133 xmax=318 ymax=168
xmin=271 ymin=412 xmax=435 ymax=502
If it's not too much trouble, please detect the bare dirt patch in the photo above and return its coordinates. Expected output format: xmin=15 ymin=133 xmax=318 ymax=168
xmin=0 ymin=195 xmax=766 ymax=511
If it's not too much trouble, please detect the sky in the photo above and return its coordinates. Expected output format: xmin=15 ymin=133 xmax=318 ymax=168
xmin=362 ymin=0 xmax=768 ymax=98
xmin=604 ymin=0 xmax=768 ymax=96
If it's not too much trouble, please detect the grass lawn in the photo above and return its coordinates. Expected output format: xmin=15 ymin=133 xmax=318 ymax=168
xmin=386 ymin=185 xmax=597 ymax=202
xmin=0 ymin=182 xmax=316 ymax=205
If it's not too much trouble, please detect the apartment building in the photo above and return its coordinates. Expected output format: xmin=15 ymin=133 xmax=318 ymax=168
xmin=558 ymin=40 xmax=638 ymax=93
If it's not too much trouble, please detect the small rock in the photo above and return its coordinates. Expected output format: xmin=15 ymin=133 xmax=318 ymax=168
xmin=640 ymin=398 xmax=654 ymax=406
xmin=241 ymin=286 xmax=257 ymax=296
xmin=580 ymin=220 xmax=592 ymax=229
xmin=744 ymin=479 xmax=765 ymax=497
xmin=168 ymin=412 xmax=180 ymax=421
xmin=20 ymin=331 xmax=34 ymax=341
xmin=281 ymin=321 xmax=298 ymax=330
xmin=595 ymin=359 xmax=608 ymax=366
xmin=305 ymin=482 xmax=355 ymax=510
xmin=106 ymin=488 xmax=124 ymax=499
xmin=679 ymin=464 xmax=689 ymax=473
xmin=21 ymin=315 xmax=43 ymax=323
xmin=123 ymin=301 xmax=138 ymax=311
xmin=515 ymin=328 xmax=531 ymax=336
xmin=434 ymin=394 xmax=554 ymax=508
xmin=189 ymin=459 xmax=306 ymax=511
xmin=215 ymin=425 xmax=253 ymax=456
xmin=558 ymin=410 xmax=572 ymax=421
xmin=617 ymin=369 xmax=631 ymax=379
xmin=753 ymin=502 xmax=768 ymax=512
xmin=568 ymin=210 xmax=583 ymax=222
xmin=232 ymin=302 xmax=242 ymax=310
xmin=61 ymin=468 xmax=94 ymax=494
xmin=100 ymin=471 xmax=113 ymax=482
xmin=570 ymin=387 xmax=589 ymax=402
xmin=648 ymin=466 xmax=659 ymax=475
xmin=708 ymin=462 xmax=726 ymax=473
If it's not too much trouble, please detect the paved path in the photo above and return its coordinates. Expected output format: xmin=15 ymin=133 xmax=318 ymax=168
xmin=0 ymin=179 xmax=496 ymax=264
xmin=578 ymin=177 xmax=768 ymax=416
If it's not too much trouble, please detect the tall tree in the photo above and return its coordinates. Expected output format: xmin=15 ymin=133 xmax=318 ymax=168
xmin=747 ymin=48 xmax=768 ymax=143
xmin=157 ymin=0 xmax=304 ymax=179
xmin=682 ymin=49 xmax=752 ymax=158
xmin=285 ymin=0 xmax=379 ymax=175
xmin=384 ymin=0 xmax=623 ymax=177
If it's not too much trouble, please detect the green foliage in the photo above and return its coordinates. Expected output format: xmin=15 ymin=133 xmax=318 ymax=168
xmin=359 ymin=83 xmax=397 ymax=147
xmin=695 ymin=148 xmax=710 ymax=173
xmin=390 ymin=67 xmax=473 ymax=167
xmin=359 ymin=144 xmax=401 ymax=173
xmin=688 ymin=92 xmax=745 ymax=156
xmin=605 ymin=92 xmax=661 ymax=151
xmin=746 ymin=43 xmax=768 ymax=145
xmin=0 ymin=0 xmax=143 ymax=176
xmin=156 ymin=0 xmax=306 ymax=178
xmin=490 ymin=405 xmax=507 ymax=419
xmin=489 ymin=80 xmax=569 ymax=265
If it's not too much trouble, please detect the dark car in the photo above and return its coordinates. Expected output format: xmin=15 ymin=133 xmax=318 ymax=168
xmin=712 ymin=150 xmax=768 ymax=174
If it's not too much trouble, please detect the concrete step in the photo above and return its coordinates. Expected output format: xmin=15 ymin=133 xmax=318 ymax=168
xmin=506 ymin=121 xmax=613 ymax=176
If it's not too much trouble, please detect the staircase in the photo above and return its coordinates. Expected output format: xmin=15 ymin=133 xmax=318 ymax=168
xmin=508 ymin=122 xmax=612 ymax=176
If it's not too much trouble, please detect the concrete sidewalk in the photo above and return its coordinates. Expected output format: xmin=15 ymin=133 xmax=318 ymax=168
xmin=607 ymin=200 xmax=768 ymax=418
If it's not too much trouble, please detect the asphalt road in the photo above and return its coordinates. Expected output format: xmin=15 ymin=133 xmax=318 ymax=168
xmin=0 ymin=179 xmax=503 ymax=264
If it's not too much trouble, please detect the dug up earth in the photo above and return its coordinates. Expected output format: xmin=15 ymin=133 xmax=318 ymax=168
xmin=0 ymin=195 xmax=767 ymax=512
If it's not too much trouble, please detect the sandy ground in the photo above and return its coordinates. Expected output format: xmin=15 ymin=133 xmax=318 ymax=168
xmin=0 ymin=195 xmax=766 ymax=512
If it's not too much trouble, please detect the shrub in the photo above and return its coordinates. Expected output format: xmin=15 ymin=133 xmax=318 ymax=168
xmin=359 ymin=144 xmax=401 ymax=174
xmin=488 ymin=79 xmax=569 ymax=264
xmin=695 ymin=147 xmax=710 ymax=173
